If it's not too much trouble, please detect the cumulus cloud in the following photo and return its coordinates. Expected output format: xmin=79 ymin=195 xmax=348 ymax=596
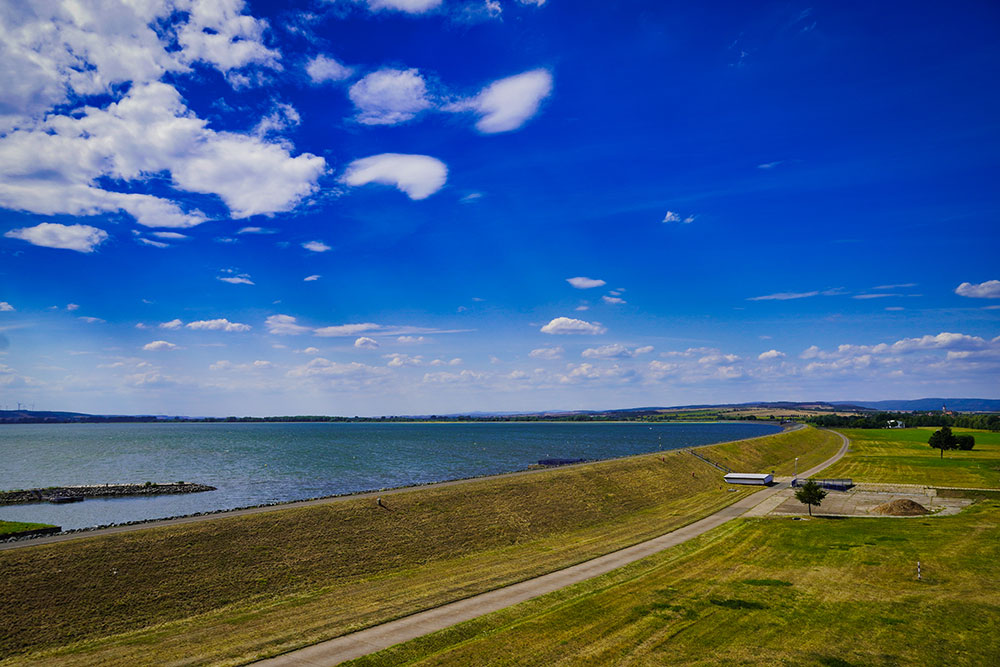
xmin=355 ymin=336 xmax=380 ymax=350
xmin=143 ymin=340 xmax=178 ymax=351
xmin=540 ymin=317 xmax=607 ymax=335
xmin=366 ymin=0 xmax=443 ymax=13
xmin=602 ymin=295 xmax=626 ymax=305
xmin=447 ymin=69 xmax=553 ymax=133
xmin=302 ymin=241 xmax=331 ymax=253
xmin=747 ymin=291 xmax=820 ymax=301
xmin=0 ymin=82 xmax=324 ymax=226
xmin=398 ymin=335 xmax=427 ymax=344
xmin=304 ymin=275 xmax=321 ymax=282
xmin=0 ymin=302 xmax=14 ymax=312
xmin=582 ymin=344 xmax=653 ymax=359
xmin=529 ymin=346 xmax=564 ymax=360
xmin=186 ymin=318 xmax=251 ymax=332
xmin=758 ymin=349 xmax=785 ymax=361
xmin=266 ymin=314 xmax=312 ymax=335
xmin=217 ymin=273 xmax=254 ymax=285
xmin=5 ymin=223 xmax=108 ymax=253
xmin=566 ymin=277 xmax=606 ymax=289
xmin=955 ymin=280 xmax=1000 ymax=299
xmin=287 ymin=357 xmax=389 ymax=387
xmin=306 ymin=54 xmax=354 ymax=83
xmin=349 ymin=68 xmax=432 ymax=125
xmin=342 ymin=153 xmax=447 ymax=200
xmin=159 ymin=319 xmax=184 ymax=330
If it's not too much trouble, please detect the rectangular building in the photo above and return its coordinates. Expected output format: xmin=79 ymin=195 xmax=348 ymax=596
xmin=723 ymin=472 xmax=774 ymax=485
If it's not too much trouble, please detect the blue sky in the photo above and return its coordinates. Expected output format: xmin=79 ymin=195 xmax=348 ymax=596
xmin=1 ymin=0 xmax=998 ymax=416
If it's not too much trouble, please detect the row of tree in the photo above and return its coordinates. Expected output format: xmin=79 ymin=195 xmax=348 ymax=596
xmin=808 ymin=411 xmax=1000 ymax=431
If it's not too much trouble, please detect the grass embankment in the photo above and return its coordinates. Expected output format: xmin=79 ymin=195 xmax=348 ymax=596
xmin=0 ymin=520 xmax=56 ymax=537
xmin=821 ymin=428 xmax=1000 ymax=487
xmin=352 ymin=495 xmax=1000 ymax=666
xmin=0 ymin=426 xmax=838 ymax=666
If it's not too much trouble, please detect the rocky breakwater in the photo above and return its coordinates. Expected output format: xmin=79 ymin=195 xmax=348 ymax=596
xmin=0 ymin=482 xmax=216 ymax=505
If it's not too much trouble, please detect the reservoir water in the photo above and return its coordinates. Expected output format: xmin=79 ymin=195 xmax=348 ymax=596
xmin=0 ymin=421 xmax=781 ymax=530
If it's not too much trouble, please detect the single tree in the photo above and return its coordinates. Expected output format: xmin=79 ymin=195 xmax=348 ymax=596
xmin=928 ymin=426 xmax=958 ymax=458
xmin=955 ymin=434 xmax=975 ymax=451
xmin=794 ymin=480 xmax=827 ymax=516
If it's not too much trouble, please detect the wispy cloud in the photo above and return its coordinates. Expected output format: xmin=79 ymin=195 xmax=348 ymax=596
xmin=747 ymin=291 xmax=819 ymax=301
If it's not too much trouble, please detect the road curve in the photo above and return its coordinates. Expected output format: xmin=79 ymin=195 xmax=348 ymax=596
xmin=254 ymin=429 xmax=849 ymax=666
xmin=1 ymin=424 xmax=800 ymax=553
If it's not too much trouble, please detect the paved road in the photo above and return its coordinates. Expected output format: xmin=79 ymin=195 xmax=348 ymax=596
xmin=1 ymin=425 xmax=801 ymax=553
xmin=255 ymin=429 xmax=849 ymax=666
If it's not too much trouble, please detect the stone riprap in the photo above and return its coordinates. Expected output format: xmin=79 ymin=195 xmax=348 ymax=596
xmin=0 ymin=482 xmax=215 ymax=505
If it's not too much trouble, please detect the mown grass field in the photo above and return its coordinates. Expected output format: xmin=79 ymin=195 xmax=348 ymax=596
xmin=351 ymin=493 xmax=1000 ymax=666
xmin=0 ymin=520 xmax=56 ymax=537
xmin=821 ymin=428 xmax=1000 ymax=487
xmin=0 ymin=426 xmax=838 ymax=666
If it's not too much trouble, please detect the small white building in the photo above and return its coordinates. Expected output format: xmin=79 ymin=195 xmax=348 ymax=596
xmin=724 ymin=472 xmax=773 ymax=486
xmin=887 ymin=419 xmax=905 ymax=429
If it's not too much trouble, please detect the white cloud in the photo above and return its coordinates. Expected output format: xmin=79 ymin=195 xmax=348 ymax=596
xmin=448 ymin=69 xmax=553 ymax=134
xmin=529 ymin=346 xmax=564 ymax=360
xmin=173 ymin=0 xmax=281 ymax=73
xmin=397 ymin=335 xmax=427 ymax=344
xmin=0 ymin=82 xmax=324 ymax=227
xmin=540 ymin=317 xmax=607 ymax=335
xmin=366 ymin=0 xmax=443 ymax=13
xmin=853 ymin=293 xmax=896 ymax=300
xmin=304 ymin=275 xmax=322 ymax=282
xmin=237 ymin=227 xmax=276 ymax=234
xmin=5 ymin=223 xmax=108 ymax=253
xmin=582 ymin=344 xmax=653 ymax=359
xmin=315 ymin=323 xmax=381 ymax=337
xmin=306 ymin=54 xmax=355 ymax=84
xmin=662 ymin=211 xmax=680 ymax=223
xmin=143 ymin=340 xmax=178 ymax=351
xmin=342 ymin=153 xmax=448 ymax=200
xmin=286 ymin=358 xmax=389 ymax=388
xmin=137 ymin=237 xmax=170 ymax=248
xmin=758 ymin=349 xmax=785 ymax=361
xmin=302 ymin=241 xmax=331 ymax=253
xmin=355 ymin=336 xmax=380 ymax=350
xmin=266 ymin=314 xmax=311 ymax=335
xmin=253 ymin=103 xmax=301 ymax=138
xmin=747 ymin=291 xmax=820 ymax=301
xmin=300 ymin=347 xmax=320 ymax=355
xmin=78 ymin=316 xmax=105 ymax=324
xmin=566 ymin=277 xmax=606 ymax=289
xmin=349 ymin=68 xmax=432 ymax=125
xmin=65 ymin=303 xmax=79 ymax=311
xmin=955 ymin=280 xmax=1000 ymax=299
xmin=186 ymin=318 xmax=251 ymax=332
xmin=0 ymin=302 xmax=15 ymax=312
xmin=218 ymin=271 xmax=254 ymax=285
xmin=518 ymin=0 xmax=547 ymax=5
xmin=602 ymin=295 xmax=626 ymax=305
xmin=151 ymin=232 xmax=188 ymax=240
xmin=385 ymin=353 xmax=424 ymax=367
xmin=575 ymin=305 xmax=590 ymax=311
xmin=160 ymin=319 xmax=184 ymax=330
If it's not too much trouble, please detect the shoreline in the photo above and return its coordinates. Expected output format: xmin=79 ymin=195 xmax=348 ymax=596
xmin=0 ymin=423 xmax=798 ymax=549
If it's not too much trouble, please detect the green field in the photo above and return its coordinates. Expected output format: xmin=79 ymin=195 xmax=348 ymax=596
xmin=0 ymin=520 xmax=56 ymax=537
xmin=350 ymin=493 xmax=1000 ymax=666
xmin=0 ymin=427 xmax=839 ymax=666
xmin=821 ymin=428 xmax=1000 ymax=487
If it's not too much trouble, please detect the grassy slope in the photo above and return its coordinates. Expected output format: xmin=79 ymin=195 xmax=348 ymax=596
xmin=352 ymin=499 xmax=1000 ymax=666
xmin=0 ymin=426 xmax=838 ymax=666
xmin=820 ymin=428 xmax=1000 ymax=487
xmin=0 ymin=520 xmax=56 ymax=537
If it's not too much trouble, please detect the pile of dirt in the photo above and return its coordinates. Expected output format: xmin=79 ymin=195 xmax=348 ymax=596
xmin=873 ymin=498 xmax=929 ymax=516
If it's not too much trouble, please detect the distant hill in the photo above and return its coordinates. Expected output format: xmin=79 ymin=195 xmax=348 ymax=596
xmin=835 ymin=398 xmax=1000 ymax=412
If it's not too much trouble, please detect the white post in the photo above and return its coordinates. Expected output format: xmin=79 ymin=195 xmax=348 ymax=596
xmin=795 ymin=457 xmax=798 ymax=479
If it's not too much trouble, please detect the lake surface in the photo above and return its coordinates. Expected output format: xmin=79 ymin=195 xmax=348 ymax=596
xmin=0 ymin=421 xmax=781 ymax=530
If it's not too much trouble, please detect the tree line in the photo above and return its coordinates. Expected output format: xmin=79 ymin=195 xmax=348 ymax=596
xmin=807 ymin=411 xmax=1000 ymax=431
